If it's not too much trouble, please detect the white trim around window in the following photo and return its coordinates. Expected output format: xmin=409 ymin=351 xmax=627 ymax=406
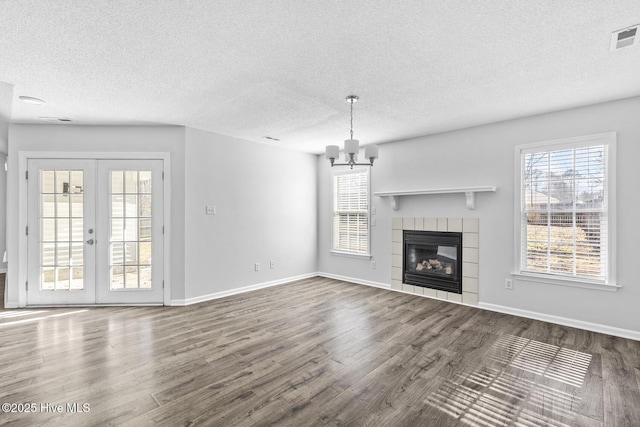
xmin=513 ymin=132 xmax=618 ymax=291
xmin=331 ymin=167 xmax=371 ymax=258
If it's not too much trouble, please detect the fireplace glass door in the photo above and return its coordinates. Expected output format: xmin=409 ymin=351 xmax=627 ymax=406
xmin=403 ymin=230 xmax=463 ymax=294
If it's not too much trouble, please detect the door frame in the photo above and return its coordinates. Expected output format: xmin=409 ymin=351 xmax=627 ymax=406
xmin=17 ymin=151 xmax=172 ymax=307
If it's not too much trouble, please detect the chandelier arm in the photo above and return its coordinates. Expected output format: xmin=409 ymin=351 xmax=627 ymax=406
xmin=330 ymin=162 xmax=374 ymax=167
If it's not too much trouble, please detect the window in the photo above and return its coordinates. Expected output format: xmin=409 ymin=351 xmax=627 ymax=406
xmin=332 ymin=168 xmax=370 ymax=255
xmin=516 ymin=132 xmax=616 ymax=285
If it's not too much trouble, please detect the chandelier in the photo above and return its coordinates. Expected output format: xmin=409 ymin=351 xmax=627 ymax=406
xmin=325 ymin=95 xmax=378 ymax=168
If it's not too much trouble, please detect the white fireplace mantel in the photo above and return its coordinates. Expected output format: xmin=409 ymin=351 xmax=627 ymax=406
xmin=374 ymin=186 xmax=497 ymax=210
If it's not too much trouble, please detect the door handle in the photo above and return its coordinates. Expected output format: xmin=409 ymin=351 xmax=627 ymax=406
xmin=86 ymin=239 xmax=95 ymax=245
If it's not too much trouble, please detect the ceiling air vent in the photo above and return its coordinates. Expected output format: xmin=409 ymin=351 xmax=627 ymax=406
xmin=39 ymin=117 xmax=73 ymax=123
xmin=611 ymin=25 xmax=638 ymax=50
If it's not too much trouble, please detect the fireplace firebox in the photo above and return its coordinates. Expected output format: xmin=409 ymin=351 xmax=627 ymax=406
xmin=403 ymin=230 xmax=463 ymax=294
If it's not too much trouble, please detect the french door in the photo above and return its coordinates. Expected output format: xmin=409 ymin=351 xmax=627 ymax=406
xmin=27 ymin=158 xmax=164 ymax=305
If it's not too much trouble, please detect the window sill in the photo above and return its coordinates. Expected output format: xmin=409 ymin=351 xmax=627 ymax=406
xmin=330 ymin=250 xmax=372 ymax=260
xmin=512 ymin=272 xmax=620 ymax=292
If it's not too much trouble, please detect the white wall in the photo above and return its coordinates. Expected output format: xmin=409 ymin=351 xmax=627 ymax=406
xmin=183 ymin=128 xmax=317 ymax=299
xmin=0 ymin=82 xmax=13 ymax=274
xmin=318 ymin=96 xmax=640 ymax=333
xmin=0 ymin=151 xmax=6 ymax=273
xmin=6 ymin=125 xmax=187 ymax=305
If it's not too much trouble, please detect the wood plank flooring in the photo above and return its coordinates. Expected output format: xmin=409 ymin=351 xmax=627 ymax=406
xmin=1 ymin=275 xmax=639 ymax=426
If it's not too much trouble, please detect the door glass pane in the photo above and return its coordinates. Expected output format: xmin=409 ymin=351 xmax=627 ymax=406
xmin=42 ymin=171 xmax=55 ymax=193
xmin=41 ymin=194 xmax=55 ymax=217
xmin=70 ymin=194 xmax=83 ymax=217
xmin=39 ymin=169 xmax=85 ymax=290
xmin=111 ymin=195 xmax=124 ymax=217
xmin=55 ymin=171 xmax=69 ymax=193
xmin=56 ymin=218 xmax=70 ymax=241
xmin=111 ymin=171 xmax=123 ymax=194
xmin=41 ymin=268 xmax=55 ymax=290
xmin=139 ymin=219 xmax=151 ymax=241
xmin=139 ymin=195 xmax=152 ymax=217
xmin=56 ymin=194 xmax=70 ymax=217
xmin=109 ymin=170 xmax=153 ymax=290
xmin=125 ymin=242 xmax=138 ymax=265
xmin=111 ymin=266 xmax=124 ymax=289
xmin=71 ymin=219 xmax=84 ymax=241
xmin=70 ymin=171 xmax=84 ymax=193
xmin=139 ymin=266 xmax=152 ymax=288
xmin=42 ymin=219 xmax=55 ymax=241
xmin=124 ymin=219 xmax=138 ymax=241
xmin=139 ymin=171 xmax=152 ymax=193
xmin=124 ymin=171 xmax=137 ymax=193
xmin=71 ymin=267 xmax=84 ymax=290
xmin=42 ymin=243 xmax=55 ymax=266
xmin=111 ymin=219 xmax=124 ymax=241
xmin=125 ymin=195 xmax=137 ymax=217
xmin=57 ymin=243 xmax=70 ymax=266
xmin=56 ymin=267 xmax=70 ymax=290
xmin=125 ymin=267 xmax=139 ymax=289
xmin=139 ymin=242 xmax=152 ymax=265
xmin=70 ymin=243 xmax=84 ymax=266
xmin=110 ymin=242 xmax=124 ymax=265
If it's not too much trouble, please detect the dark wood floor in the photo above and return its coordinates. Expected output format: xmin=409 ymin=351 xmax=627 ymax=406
xmin=0 ymin=276 xmax=639 ymax=426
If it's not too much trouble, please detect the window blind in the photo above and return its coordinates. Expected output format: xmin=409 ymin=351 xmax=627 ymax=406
xmin=520 ymin=143 xmax=608 ymax=281
xmin=333 ymin=170 xmax=369 ymax=254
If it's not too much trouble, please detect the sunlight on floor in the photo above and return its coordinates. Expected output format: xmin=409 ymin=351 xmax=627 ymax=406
xmin=0 ymin=309 xmax=89 ymax=326
xmin=0 ymin=310 xmax=49 ymax=319
xmin=487 ymin=334 xmax=592 ymax=388
xmin=426 ymin=334 xmax=591 ymax=426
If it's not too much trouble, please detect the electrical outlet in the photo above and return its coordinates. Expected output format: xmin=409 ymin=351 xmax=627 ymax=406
xmin=371 ymin=261 xmax=376 ymax=269
xmin=505 ymin=278 xmax=513 ymax=290
xmin=206 ymin=205 xmax=216 ymax=215
xmin=254 ymin=263 xmax=260 ymax=271
xmin=371 ymin=206 xmax=376 ymax=215
xmin=270 ymin=260 xmax=275 ymax=269
xmin=371 ymin=218 xmax=376 ymax=227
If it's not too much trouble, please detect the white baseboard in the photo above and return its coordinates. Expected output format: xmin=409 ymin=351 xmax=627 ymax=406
xmin=169 ymin=271 xmax=640 ymax=341
xmin=0 ymin=268 xmax=7 ymax=274
xmin=317 ymin=272 xmax=391 ymax=290
xmin=318 ymin=273 xmax=640 ymax=341
xmin=479 ymin=302 xmax=640 ymax=342
xmin=169 ymin=273 xmax=318 ymax=306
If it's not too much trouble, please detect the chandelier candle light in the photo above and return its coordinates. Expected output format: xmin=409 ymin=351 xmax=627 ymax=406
xmin=325 ymin=95 xmax=379 ymax=168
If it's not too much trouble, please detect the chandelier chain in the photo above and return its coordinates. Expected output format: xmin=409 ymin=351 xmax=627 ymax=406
xmin=349 ymin=99 xmax=354 ymax=140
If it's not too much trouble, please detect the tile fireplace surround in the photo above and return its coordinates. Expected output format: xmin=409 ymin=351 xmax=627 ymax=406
xmin=391 ymin=217 xmax=479 ymax=306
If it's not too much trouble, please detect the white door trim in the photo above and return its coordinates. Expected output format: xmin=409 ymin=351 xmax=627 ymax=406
xmin=17 ymin=151 xmax=172 ymax=307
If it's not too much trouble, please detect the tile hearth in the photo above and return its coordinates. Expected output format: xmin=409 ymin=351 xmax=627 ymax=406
xmin=391 ymin=217 xmax=479 ymax=306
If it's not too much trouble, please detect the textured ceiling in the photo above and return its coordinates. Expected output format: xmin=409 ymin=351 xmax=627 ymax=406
xmin=1 ymin=1 xmax=639 ymax=153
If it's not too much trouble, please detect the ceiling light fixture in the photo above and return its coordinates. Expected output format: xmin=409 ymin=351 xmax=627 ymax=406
xmin=18 ymin=96 xmax=46 ymax=105
xmin=325 ymin=95 xmax=378 ymax=169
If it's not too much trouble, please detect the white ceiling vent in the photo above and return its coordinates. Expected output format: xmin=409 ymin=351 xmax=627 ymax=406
xmin=39 ymin=116 xmax=73 ymax=123
xmin=261 ymin=136 xmax=280 ymax=141
xmin=611 ymin=25 xmax=638 ymax=51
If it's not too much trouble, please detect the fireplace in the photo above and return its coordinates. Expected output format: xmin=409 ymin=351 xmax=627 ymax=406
xmin=403 ymin=230 xmax=463 ymax=294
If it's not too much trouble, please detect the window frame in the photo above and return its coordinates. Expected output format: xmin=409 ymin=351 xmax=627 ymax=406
xmin=513 ymin=132 xmax=618 ymax=291
xmin=330 ymin=167 xmax=372 ymax=259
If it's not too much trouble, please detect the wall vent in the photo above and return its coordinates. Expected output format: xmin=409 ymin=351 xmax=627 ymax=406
xmin=611 ymin=25 xmax=638 ymax=51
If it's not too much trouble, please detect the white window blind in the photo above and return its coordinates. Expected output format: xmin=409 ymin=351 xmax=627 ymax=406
xmin=332 ymin=169 xmax=369 ymax=254
xmin=519 ymin=137 xmax=611 ymax=282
